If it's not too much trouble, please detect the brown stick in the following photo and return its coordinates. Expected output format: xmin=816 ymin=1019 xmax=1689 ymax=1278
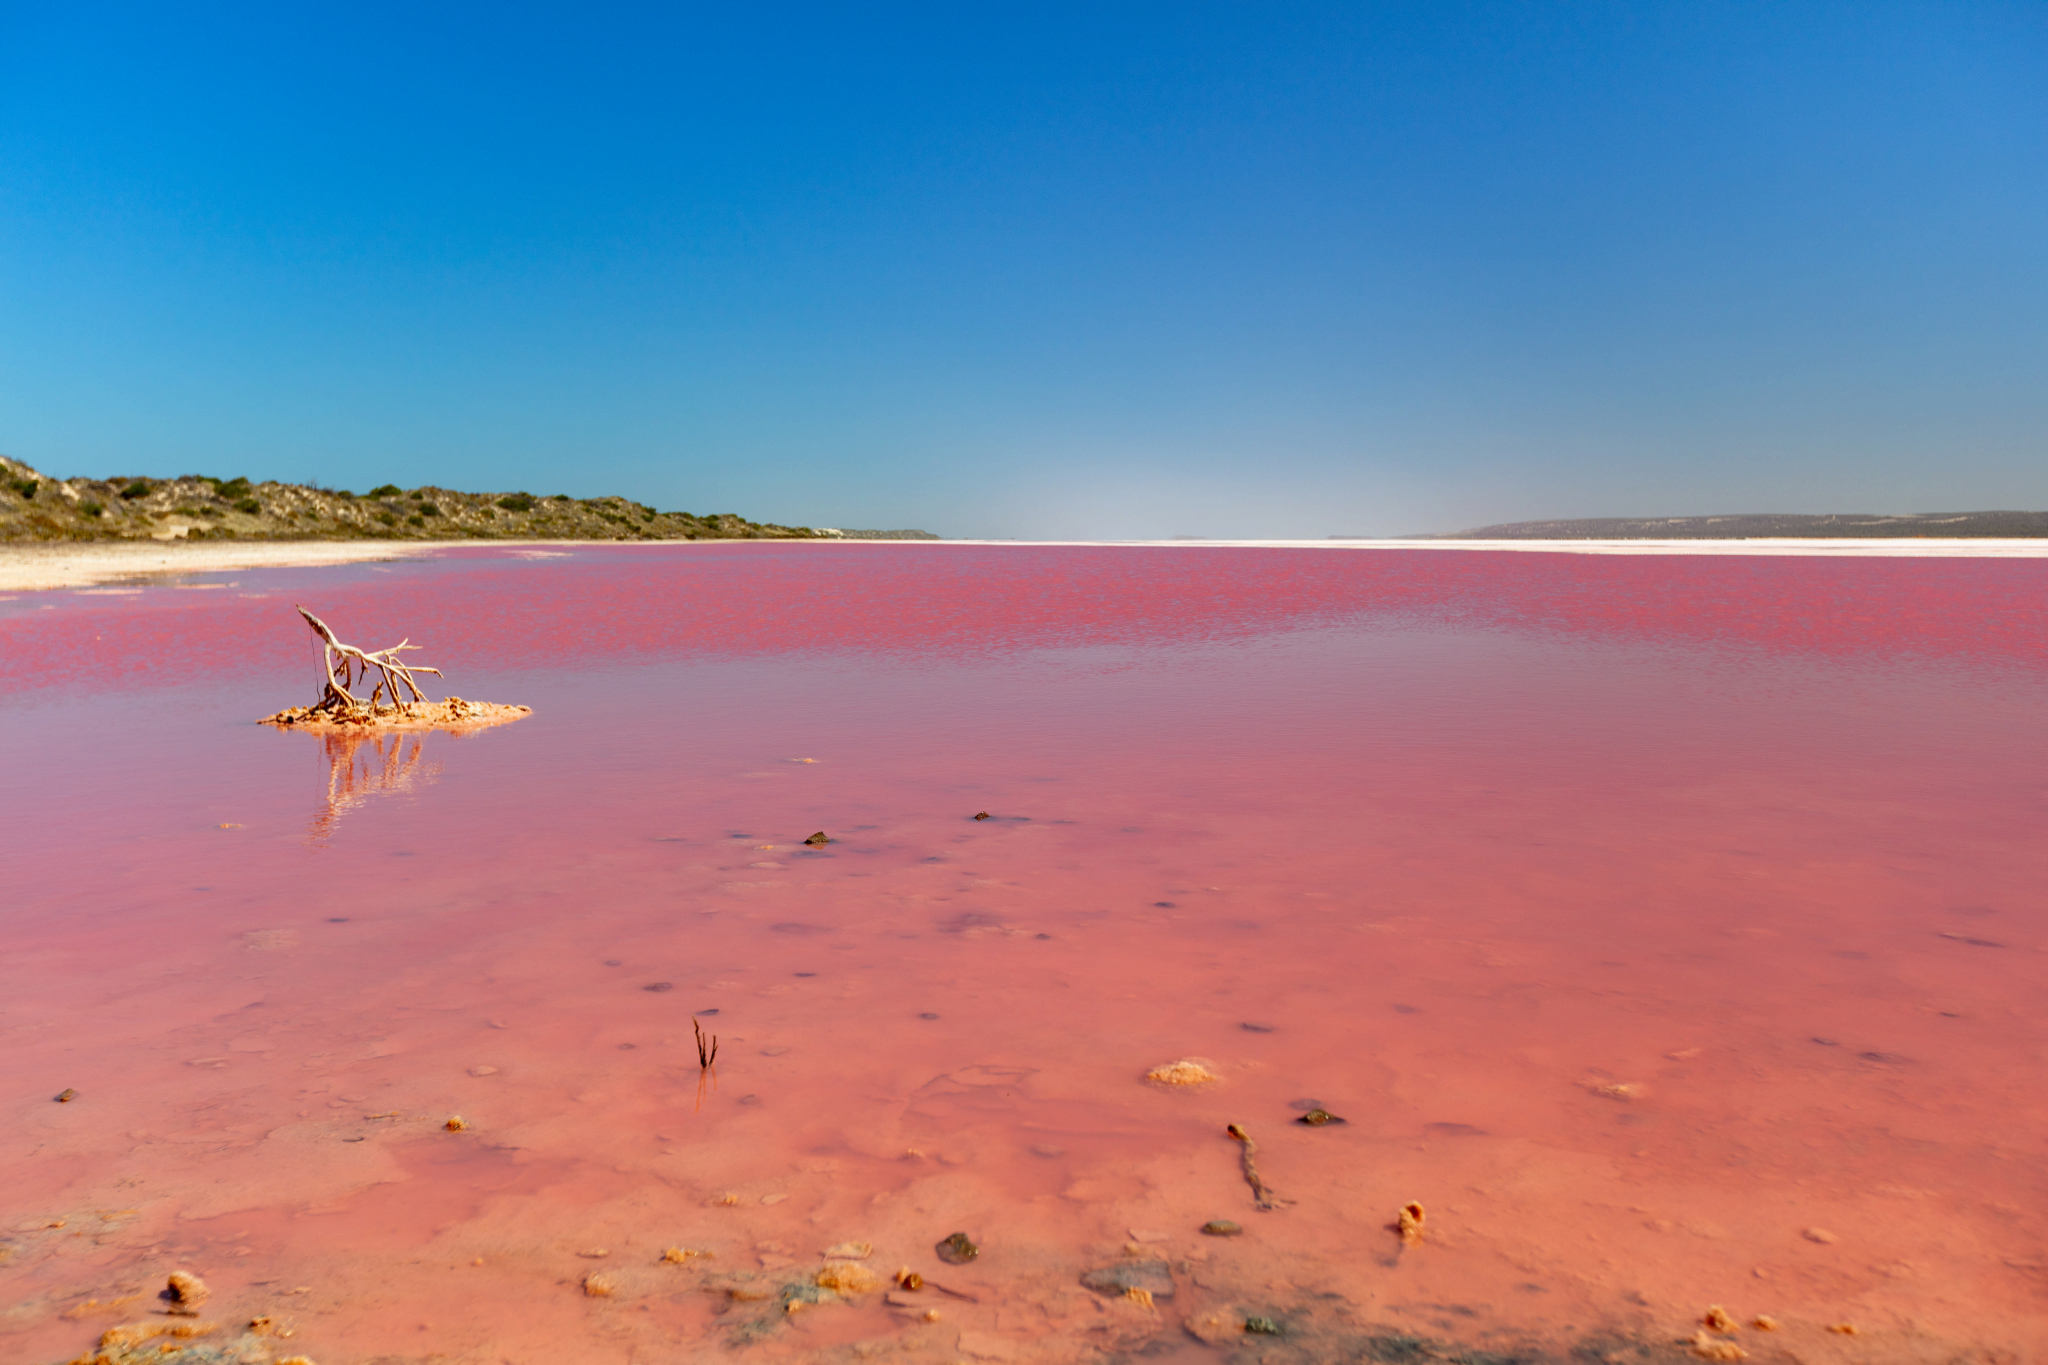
xmin=1226 ymin=1124 xmax=1289 ymax=1210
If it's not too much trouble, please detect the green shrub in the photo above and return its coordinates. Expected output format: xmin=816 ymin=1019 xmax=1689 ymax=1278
xmin=79 ymin=500 xmax=105 ymax=517
xmin=205 ymin=476 xmax=253 ymax=499
xmin=120 ymin=480 xmax=152 ymax=500
xmin=418 ymin=502 xmax=441 ymax=517
xmin=367 ymin=484 xmax=403 ymax=498
xmin=406 ymin=514 xmax=424 ymax=527
xmin=232 ymin=498 xmax=259 ymax=514
xmin=496 ymin=493 xmax=536 ymax=512
xmin=12 ymin=478 xmax=38 ymax=500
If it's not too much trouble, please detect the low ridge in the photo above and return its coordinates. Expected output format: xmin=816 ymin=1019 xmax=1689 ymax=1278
xmin=1430 ymin=511 xmax=2048 ymax=540
xmin=0 ymin=454 xmax=834 ymax=544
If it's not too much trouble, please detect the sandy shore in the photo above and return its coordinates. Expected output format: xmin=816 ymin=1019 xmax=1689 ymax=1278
xmin=951 ymin=537 xmax=2048 ymax=556
xmin=8 ymin=534 xmax=2048 ymax=594
xmin=0 ymin=539 xmax=444 ymax=592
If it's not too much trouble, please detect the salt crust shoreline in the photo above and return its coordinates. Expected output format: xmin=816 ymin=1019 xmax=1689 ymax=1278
xmin=5 ymin=534 xmax=2048 ymax=594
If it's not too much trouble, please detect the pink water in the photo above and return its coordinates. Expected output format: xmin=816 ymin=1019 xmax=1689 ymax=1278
xmin=4 ymin=544 xmax=2046 ymax=1365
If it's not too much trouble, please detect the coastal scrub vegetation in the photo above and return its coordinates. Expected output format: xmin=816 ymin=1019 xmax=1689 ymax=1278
xmin=0 ymin=454 xmax=838 ymax=544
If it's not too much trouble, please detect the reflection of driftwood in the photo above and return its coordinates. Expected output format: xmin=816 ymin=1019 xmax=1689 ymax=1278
xmin=308 ymin=730 xmax=440 ymax=841
xmin=260 ymin=605 xmax=530 ymax=734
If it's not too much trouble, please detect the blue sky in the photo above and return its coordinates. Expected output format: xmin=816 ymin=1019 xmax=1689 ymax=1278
xmin=2 ymin=2 xmax=2043 ymax=537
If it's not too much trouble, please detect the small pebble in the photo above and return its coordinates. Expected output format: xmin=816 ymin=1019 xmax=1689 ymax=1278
xmin=1296 ymin=1108 xmax=1345 ymax=1126
xmin=935 ymin=1231 xmax=978 ymax=1264
xmin=1201 ymin=1220 xmax=1242 ymax=1237
xmin=1240 ymin=1022 xmax=1274 ymax=1033
xmin=1802 ymin=1227 xmax=1839 ymax=1244
xmin=643 ymin=982 xmax=673 ymax=993
xmin=1245 ymin=1316 xmax=1280 ymax=1335
xmin=919 ymin=1012 xmax=940 ymax=1020
xmin=53 ymin=1088 xmax=77 ymax=1103
xmin=972 ymin=811 xmax=991 ymax=820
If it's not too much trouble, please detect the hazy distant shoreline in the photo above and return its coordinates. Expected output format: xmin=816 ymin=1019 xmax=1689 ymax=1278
xmin=1424 ymin=510 xmax=2048 ymax=539
xmin=12 ymin=533 xmax=2048 ymax=595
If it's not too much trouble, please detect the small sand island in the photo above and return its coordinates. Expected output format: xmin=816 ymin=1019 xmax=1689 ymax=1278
xmin=259 ymin=605 xmax=530 ymax=734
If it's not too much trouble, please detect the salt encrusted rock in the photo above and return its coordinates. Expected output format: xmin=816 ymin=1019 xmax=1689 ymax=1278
xmin=1080 ymin=1259 xmax=1174 ymax=1300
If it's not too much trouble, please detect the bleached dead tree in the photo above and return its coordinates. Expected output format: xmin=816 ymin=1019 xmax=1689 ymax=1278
xmin=296 ymin=604 xmax=443 ymax=714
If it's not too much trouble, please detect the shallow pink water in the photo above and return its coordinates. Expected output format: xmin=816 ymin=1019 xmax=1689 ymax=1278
xmin=4 ymin=544 xmax=2046 ymax=1364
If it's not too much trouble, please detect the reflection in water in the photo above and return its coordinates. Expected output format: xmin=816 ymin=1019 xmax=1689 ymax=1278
xmin=307 ymin=729 xmax=440 ymax=841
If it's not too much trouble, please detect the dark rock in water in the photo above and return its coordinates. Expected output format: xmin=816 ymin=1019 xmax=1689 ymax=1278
xmin=1081 ymin=1259 xmax=1173 ymax=1299
xmin=936 ymin=1231 xmax=978 ymax=1264
xmin=1245 ymin=1316 xmax=1281 ymax=1335
xmin=642 ymin=982 xmax=672 ymax=992
xmin=1240 ymin=1022 xmax=1274 ymax=1033
xmin=973 ymin=811 xmax=991 ymax=820
xmin=804 ymin=831 xmax=831 ymax=845
xmin=54 ymin=1088 xmax=77 ymax=1103
xmin=1201 ymin=1220 xmax=1242 ymax=1237
xmin=1297 ymin=1108 xmax=1346 ymax=1126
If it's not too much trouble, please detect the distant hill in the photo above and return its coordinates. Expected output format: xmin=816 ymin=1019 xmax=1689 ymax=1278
xmin=0 ymin=455 xmax=855 ymax=543
xmin=1429 ymin=511 xmax=2048 ymax=540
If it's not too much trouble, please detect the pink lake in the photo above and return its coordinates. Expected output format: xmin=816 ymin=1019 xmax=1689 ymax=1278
xmin=3 ymin=543 xmax=2046 ymax=1365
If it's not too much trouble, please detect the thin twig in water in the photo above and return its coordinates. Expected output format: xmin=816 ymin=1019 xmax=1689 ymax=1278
xmin=693 ymin=1017 xmax=720 ymax=1113
xmin=1226 ymin=1124 xmax=1290 ymax=1210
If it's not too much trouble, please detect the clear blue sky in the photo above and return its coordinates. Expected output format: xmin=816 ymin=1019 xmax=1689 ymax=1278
xmin=2 ymin=3 xmax=2043 ymax=537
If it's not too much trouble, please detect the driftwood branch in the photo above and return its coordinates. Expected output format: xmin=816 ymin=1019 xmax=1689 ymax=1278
xmin=295 ymin=604 xmax=444 ymax=716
